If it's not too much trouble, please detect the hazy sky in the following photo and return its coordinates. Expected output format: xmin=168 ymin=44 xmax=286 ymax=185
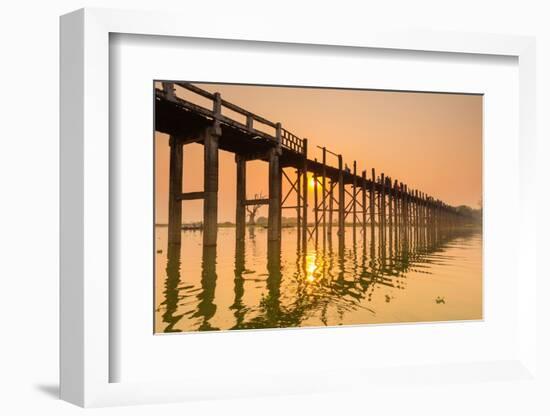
xmin=155 ymin=83 xmax=482 ymax=224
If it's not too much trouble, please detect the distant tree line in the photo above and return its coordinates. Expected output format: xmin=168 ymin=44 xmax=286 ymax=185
xmin=455 ymin=205 xmax=482 ymax=224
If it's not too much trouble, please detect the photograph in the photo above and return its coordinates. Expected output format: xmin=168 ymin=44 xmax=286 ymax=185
xmin=154 ymin=81 xmax=483 ymax=333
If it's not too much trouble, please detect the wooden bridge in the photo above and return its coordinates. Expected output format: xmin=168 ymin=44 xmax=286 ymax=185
xmin=155 ymin=82 xmax=469 ymax=252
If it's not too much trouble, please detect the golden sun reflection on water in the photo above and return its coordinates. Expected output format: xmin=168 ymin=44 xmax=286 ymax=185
xmin=306 ymin=253 xmax=318 ymax=282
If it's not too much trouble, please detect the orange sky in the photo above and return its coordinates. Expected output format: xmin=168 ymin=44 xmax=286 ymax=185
xmin=155 ymin=83 xmax=482 ymax=224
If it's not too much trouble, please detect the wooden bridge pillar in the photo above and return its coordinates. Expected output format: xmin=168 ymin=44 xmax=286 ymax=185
xmin=352 ymin=161 xmax=357 ymax=242
xmin=415 ymin=190 xmax=419 ymax=246
xmin=404 ymin=184 xmax=409 ymax=242
xmin=268 ymin=147 xmax=282 ymax=242
xmin=322 ymin=148 xmax=327 ymax=245
xmin=387 ymin=177 xmax=393 ymax=249
xmin=422 ymin=192 xmax=428 ymax=245
xmin=361 ymin=170 xmax=367 ymax=242
xmin=401 ymin=182 xmax=405 ymax=233
xmin=235 ymin=154 xmax=246 ymax=242
xmin=168 ymin=135 xmax=183 ymax=246
xmin=393 ymin=180 xmax=399 ymax=244
xmin=301 ymin=139 xmax=309 ymax=248
xmin=370 ymin=168 xmax=376 ymax=241
xmin=203 ymin=125 xmax=221 ymax=247
xmin=296 ymin=169 xmax=302 ymax=247
xmin=337 ymin=155 xmax=345 ymax=251
xmin=329 ymin=180 xmax=334 ymax=239
xmin=380 ymin=172 xmax=386 ymax=245
xmin=313 ymin=169 xmax=319 ymax=243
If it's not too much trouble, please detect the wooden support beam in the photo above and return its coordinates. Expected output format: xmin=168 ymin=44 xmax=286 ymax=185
xmin=322 ymin=147 xmax=327 ymax=245
xmin=275 ymin=123 xmax=283 ymax=242
xmin=301 ymin=139 xmax=308 ymax=248
xmin=329 ymin=179 xmax=334 ymax=238
xmin=352 ymin=161 xmax=357 ymax=241
xmin=403 ymin=184 xmax=409 ymax=241
xmin=178 ymin=191 xmax=205 ymax=201
xmin=203 ymin=123 xmax=221 ymax=247
xmin=399 ymin=182 xmax=405 ymax=240
xmin=281 ymin=169 xmax=300 ymax=206
xmin=296 ymin=169 xmax=301 ymax=246
xmin=416 ymin=193 xmax=420 ymax=240
xmin=388 ymin=177 xmax=393 ymax=246
xmin=235 ymin=155 xmax=246 ymax=242
xmin=394 ymin=180 xmax=399 ymax=243
xmin=338 ymin=155 xmax=345 ymax=250
xmin=361 ymin=170 xmax=367 ymax=238
xmin=380 ymin=172 xmax=385 ymax=244
xmin=268 ymin=147 xmax=282 ymax=242
xmin=168 ymin=135 xmax=183 ymax=245
xmin=244 ymin=198 xmax=269 ymax=206
xmin=370 ymin=168 xmax=376 ymax=240
xmin=161 ymin=82 xmax=176 ymax=99
xmin=240 ymin=150 xmax=271 ymax=162
xmin=313 ymin=169 xmax=318 ymax=242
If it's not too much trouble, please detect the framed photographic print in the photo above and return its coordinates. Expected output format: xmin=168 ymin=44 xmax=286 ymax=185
xmin=60 ymin=7 xmax=538 ymax=408
xmin=153 ymin=81 xmax=483 ymax=334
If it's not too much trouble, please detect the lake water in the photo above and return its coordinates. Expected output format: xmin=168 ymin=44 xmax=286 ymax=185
xmin=154 ymin=225 xmax=482 ymax=332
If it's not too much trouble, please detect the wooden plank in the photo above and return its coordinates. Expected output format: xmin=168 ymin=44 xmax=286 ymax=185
xmin=244 ymin=198 xmax=269 ymax=206
xmin=178 ymin=191 xmax=205 ymax=201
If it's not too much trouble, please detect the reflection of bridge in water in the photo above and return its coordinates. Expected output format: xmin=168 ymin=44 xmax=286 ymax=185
xmin=160 ymin=225 xmax=479 ymax=332
xmin=155 ymin=82 xmax=473 ymax=255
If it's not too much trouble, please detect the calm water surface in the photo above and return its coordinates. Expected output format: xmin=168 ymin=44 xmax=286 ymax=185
xmin=154 ymin=226 xmax=482 ymax=332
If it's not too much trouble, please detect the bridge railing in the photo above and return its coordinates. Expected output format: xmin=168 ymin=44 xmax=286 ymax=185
xmin=159 ymin=82 xmax=305 ymax=155
xmin=281 ymin=129 xmax=304 ymax=154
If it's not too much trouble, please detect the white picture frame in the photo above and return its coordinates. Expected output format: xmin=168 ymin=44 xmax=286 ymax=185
xmin=60 ymin=7 xmax=537 ymax=408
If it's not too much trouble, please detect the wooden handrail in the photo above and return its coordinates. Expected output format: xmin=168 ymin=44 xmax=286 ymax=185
xmin=174 ymin=82 xmax=277 ymax=128
xmin=161 ymin=81 xmax=305 ymax=154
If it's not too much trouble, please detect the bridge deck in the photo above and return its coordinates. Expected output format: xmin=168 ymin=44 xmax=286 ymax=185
xmin=155 ymin=85 xmax=433 ymax=206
